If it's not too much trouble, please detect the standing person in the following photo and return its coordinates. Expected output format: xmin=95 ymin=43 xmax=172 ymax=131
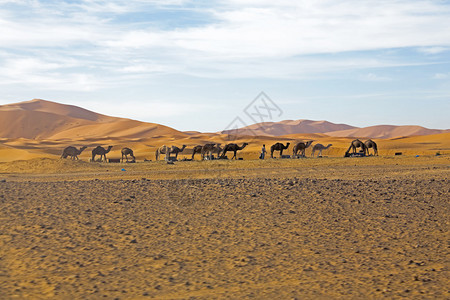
xmin=260 ymin=144 xmax=267 ymax=159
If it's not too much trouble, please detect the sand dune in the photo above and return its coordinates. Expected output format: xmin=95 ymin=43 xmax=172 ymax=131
xmin=325 ymin=125 xmax=449 ymax=139
xmin=0 ymin=99 xmax=186 ymax=140
xmin=221 ymin=119 xmax=448 ymax=139
xmin=222 ymin=119 xmax=356 ymax=136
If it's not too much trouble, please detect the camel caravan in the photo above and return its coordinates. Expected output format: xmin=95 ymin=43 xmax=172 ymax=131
xmin=60 ymin=139 xmax=378 ymax=163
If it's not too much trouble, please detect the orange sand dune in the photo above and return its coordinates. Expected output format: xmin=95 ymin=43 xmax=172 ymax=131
xmin=0 ymin=99 xmax=186 ymax=140
xmin=222 ymin=119 xmax=356 ymax=136
xmin=325 ymin=125 xmax=449 ymax=139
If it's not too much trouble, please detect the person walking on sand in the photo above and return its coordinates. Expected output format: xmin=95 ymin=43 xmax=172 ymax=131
xmin=260 ymin=144 xmax=267 ymax=159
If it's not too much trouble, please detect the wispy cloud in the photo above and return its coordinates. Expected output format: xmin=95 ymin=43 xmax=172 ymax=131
xmin=433 ymin=73 xmax=450 ymax=79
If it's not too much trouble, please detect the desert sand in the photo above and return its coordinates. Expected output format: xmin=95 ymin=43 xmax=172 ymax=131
xmin=0 ymin=99 xmax=449 ymax=298
xmin=0 ymin=156 xmax=449 ymax=299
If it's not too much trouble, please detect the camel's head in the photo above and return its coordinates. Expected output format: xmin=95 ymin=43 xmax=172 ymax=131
xmin=286 ymin=142 xmax=290 ymax=148
xmin=327 ymin=144 xmax=333 ymax=147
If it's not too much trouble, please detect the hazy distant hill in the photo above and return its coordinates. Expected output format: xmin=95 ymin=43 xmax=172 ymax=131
xmin=324 ymin=125 xmax=450 ymax=139
xmin=221 ymin=119 xmax=356 ymax=136
xmin=0 ymin=99 xmax=186 ymax=140
xmin=221 ymin=119 xmax=449 ymax=139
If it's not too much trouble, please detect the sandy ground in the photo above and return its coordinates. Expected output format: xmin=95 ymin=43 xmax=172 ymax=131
xmin=0 ymin=156 xmax=449 ymax=299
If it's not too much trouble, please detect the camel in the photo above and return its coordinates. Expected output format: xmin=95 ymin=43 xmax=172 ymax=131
xmin=292 ymin=141 xmax=313 ymax=158
xmin=121 ymin=147 xmax=135 ymax=162
xmin=212 ymin=143 xmax=223 ymax=158
xmin=169 ymin=145 xmax=186 ymax=160
xmin=311 ymin=144 xmax=332 ymax=157
xmin=270 ymin=142 xmax=290 ymax=158
xmin=344 ymin=139 xmax=367 ymax=157
xmin=155 ymin=145 xmax=170 ymax=161
xmin=364 ymin=139 xmax=378 ymax=156
xmin=221 ymin=143 xmax=248 ymax=160
xmin=91 ymin=146 xmax=113 ymax=162
xmin=201 ymin=143 xmax=216 ymax=160
xmin=61 ymin=146 xmax=87 ymax=160
xmin=191 ymin=145 xmax=203 ymax=160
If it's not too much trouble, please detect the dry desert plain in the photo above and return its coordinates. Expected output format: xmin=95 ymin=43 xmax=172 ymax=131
xmin=0 ymin=153 xmax=449 ymax=299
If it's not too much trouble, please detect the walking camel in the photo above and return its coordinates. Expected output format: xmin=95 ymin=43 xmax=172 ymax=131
xmin=121 ymin=147 xmax=135 ymax=162
xmin=364 ymin=139 xmax=378 ymax=156
xmin=212 ymin=143 xmax=223 ymax=158
xmin=270 ymin=142 xmax=290 ymax=158
xmin=92 ymin=146 xmax=113 ymax=162
xmin=311 ymin=144 xmax=332 ymax=157
xmin=61 ymin=146 xmax=87 ymax=160
xmin=169 ymin=145 xmax=186 ymax=160
xmin=191 ymin=145 xmax=203 ymax=160
xmin=344 ymin=139 xmax=367 ymax=157
xmin=221 ymin=143 xmax=248 ymax=160
xmin=292 ymin=141 xmax=313 ymax=158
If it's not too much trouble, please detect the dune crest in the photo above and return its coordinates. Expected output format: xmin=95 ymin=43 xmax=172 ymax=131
xmin=0 ymin=99 xmax=186 ymax=140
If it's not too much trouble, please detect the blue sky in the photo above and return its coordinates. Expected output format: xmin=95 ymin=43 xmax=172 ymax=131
xmin=0 ymin=0 xmax=449 ymax=131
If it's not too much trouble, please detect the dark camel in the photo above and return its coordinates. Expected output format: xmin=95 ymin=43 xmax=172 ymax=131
xmin=121 ymin=147 xmax=135 ymax=162
xmin=61 ymin=146 xmax=87 ymax=160
xmin=364 ymin=139 xmax=378 ymax=156
xmin=92 ymin=146 xmax=113 ymax=162
xmin=212 ymin=143 xmax=223 ymax=158
xmin=221 ymin=143 xmax=248 ymax=160
xmin=191 ymin=145 xmax=203 ymax=160
xmin=292 ymin=141 xmax=313 ymax=158
xmin=169 ymin=145 xmax=186 ymax=160
xmin=270 ymin=142 xmax=290 ymax=158
xmin=345 ymin=139 xmax=367 ymax=157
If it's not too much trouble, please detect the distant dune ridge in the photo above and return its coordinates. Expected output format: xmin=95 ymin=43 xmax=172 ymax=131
xmin=222 ymin=119 xmax=449 ymax=139
xmin=221 ymin=119 xmax=357 ymax=136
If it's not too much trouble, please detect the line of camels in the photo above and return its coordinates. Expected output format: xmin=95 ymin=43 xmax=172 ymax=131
xmin=60 ymin=139 xmax=377 ymax=162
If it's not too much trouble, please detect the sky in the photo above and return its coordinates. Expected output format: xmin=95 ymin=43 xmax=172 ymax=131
xmin=0 ymin=0 xmax=449 ymax=132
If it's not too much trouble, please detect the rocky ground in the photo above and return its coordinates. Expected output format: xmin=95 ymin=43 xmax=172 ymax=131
xmin=0 ymin=157 xmax=448 ymax=299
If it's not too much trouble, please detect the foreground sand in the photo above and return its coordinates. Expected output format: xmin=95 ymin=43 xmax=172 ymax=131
xmin=0 ymin=156 xmax=449 ymax=299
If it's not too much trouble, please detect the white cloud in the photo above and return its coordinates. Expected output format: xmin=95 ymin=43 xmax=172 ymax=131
xmin=0 ymin=0 xmax=450 ymax=86
xmin=433 ymin=73 xmax=449 ymax=79
xmin=360 ymin=73 xmax=392 ymax=82
xmin=418 ymin=47 xmax=449 ymax=54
